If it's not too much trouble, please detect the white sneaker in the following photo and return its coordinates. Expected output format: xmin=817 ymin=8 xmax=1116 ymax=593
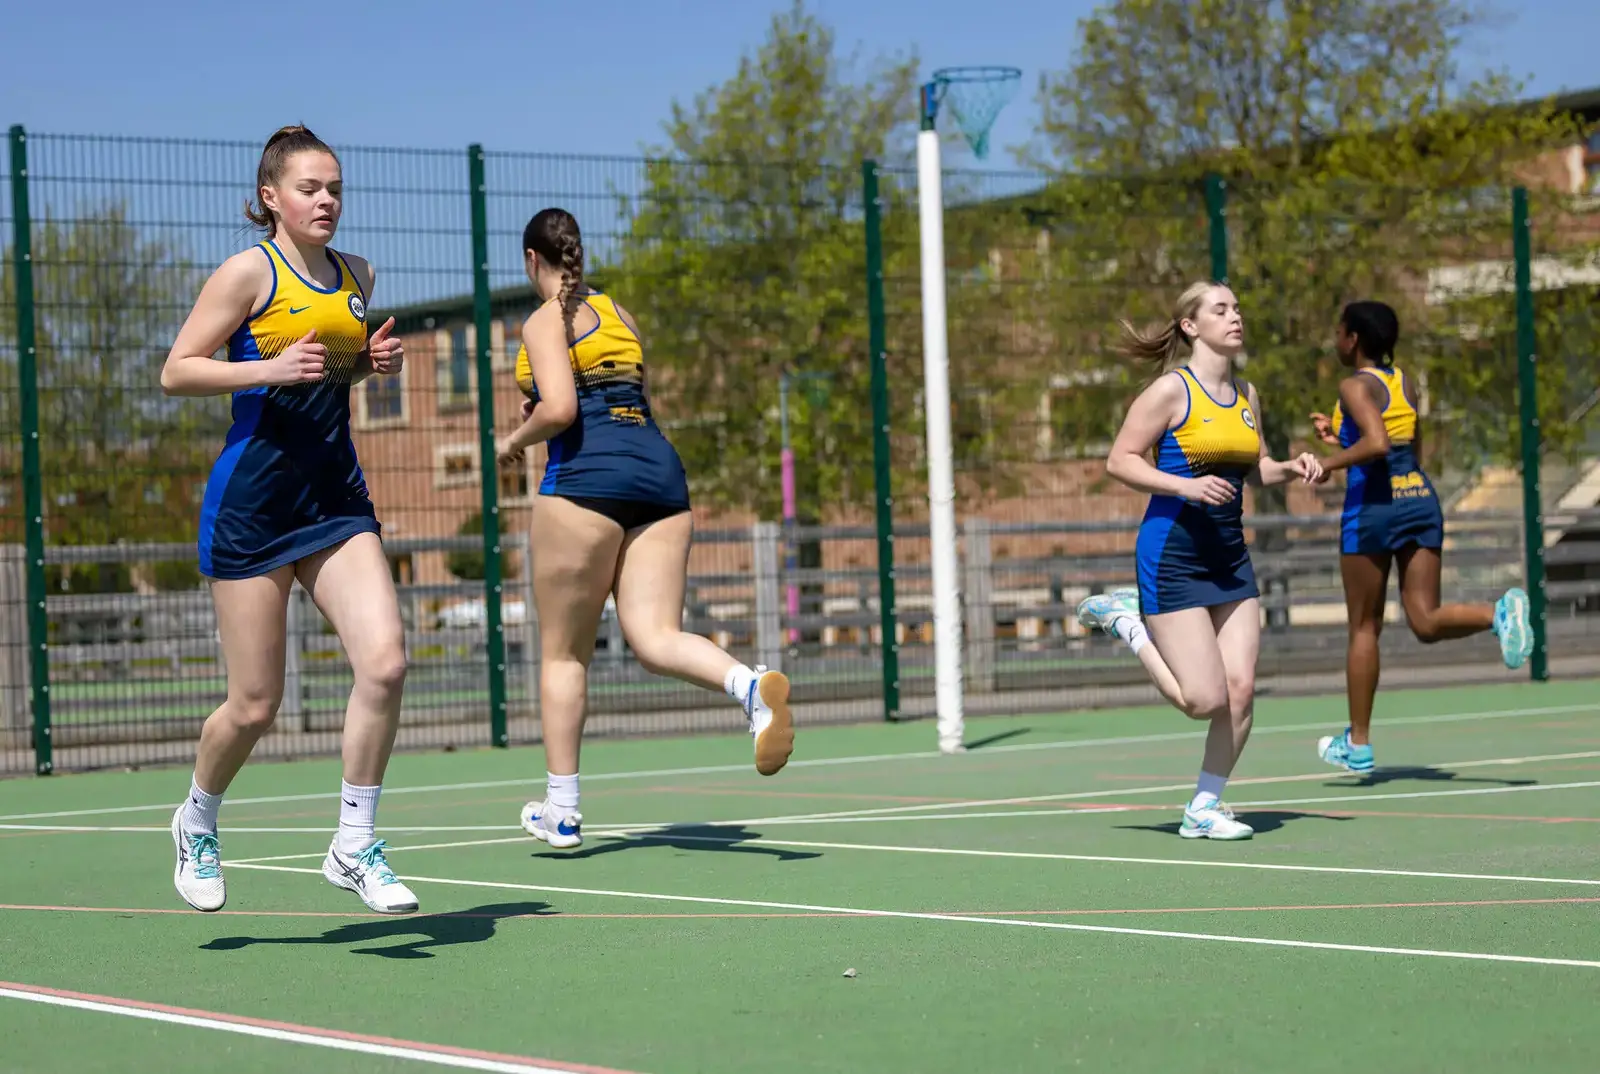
xmin=743 ymin=666 xmax=794 ymax=776
xmin=322 ymin=839 xmax=419 ymax=914
xmin=520 ymin=799 xmax=583 ymax=849
xmin=170 ymin=807 xmax=226 ymax=912
xmin=1179 ymin=798 xmax=1254 ymax=840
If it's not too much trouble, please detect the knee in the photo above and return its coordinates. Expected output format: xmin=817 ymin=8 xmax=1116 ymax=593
xmin=357 ymin=640 xmax=408 ymax=695
xmin=226 ymin=686 xmax=282 ymax=734
xmin=1226 ymin=673 xmax=1255 ymax=716
xmin=1349 ymin=618 xmax=1383 ymax=643
xmin=1407 ymin=613 xmax=1442 ymax=644
xmin=623 ymin=628 xmax=674 ymax=676
xmin=1181 ymin=685 xmax=1230 ymax=722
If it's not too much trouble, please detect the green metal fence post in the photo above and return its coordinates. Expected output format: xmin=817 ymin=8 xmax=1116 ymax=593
xmin=1512 ymin=186 xmax=1549 ymax=682
xmin=1204 ymin=173 xmax=1228 ymax=284
xmin=468 ymin=144 xmax=509 ymax=745
xmin=862 ymin=160 xmax=900 ymax=721
xmin=8 ymin=125 xmax=52 ymax=774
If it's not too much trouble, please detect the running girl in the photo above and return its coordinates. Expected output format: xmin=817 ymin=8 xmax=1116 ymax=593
xmin=497 ymin=208 xmax=794 ymax=849
xmin=1307 ymin=300 xmax=1532 ymax=773
xmin=1076 ymin=281 xmax=1321 ymax=840
xmin=161 ymin=125 xmax=418 ymax=914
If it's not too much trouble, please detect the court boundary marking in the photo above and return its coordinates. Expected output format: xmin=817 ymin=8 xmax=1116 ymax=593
xmin=0 ymin=981 xmax=639 ymax=1074
xmin=8 ymin=750 xmax=1599 ymax=840
xmin=220 ymin=864 xmax=1600 ymax=969
xmin=2 ymin=699 xmax=1593 ymax=823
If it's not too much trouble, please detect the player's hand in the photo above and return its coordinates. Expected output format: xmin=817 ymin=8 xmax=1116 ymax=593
xmin=1182 ymin=475 xmax=1236 ymax=506
xmin=1308 ymin=411 xmax=1339 ymax=446
xmin=1288 ymin=452 xmax=1323 ymax=484
xmin=496 ymin=435 xmax=525 ymax=465
xmin=263 ymin=329 xmax=326 ymax=385
xmin=367 ymin=317 xmax=403 ymax=375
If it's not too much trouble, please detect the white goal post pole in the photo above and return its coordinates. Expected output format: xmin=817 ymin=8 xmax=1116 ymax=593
xmin=915 ymin=122 xmax=966 ymax=754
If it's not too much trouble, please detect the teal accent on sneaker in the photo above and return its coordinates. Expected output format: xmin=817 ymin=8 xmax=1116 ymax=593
xmin=355 ymin=839 xmax=401 ymax=886
xmin=187 ymin=832 xmax=222 ymax=879
xmin=1493 ymin=587 xmax=1533 ymax=669
xmin=1318 ymin=728 xmax=1374 ymax=774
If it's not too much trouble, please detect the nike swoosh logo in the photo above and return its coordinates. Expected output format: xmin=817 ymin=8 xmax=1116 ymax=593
xmin=289 ymin=305 xmax=311 ymax=314
xmin=1201 ymin=418 xmax=1214 ymax=423
xmin=343 ymin=799 xmax=359 ymax=807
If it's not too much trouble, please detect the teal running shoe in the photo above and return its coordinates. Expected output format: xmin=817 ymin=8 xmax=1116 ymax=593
xmin=1317 ymin=728 xmax=1374 ymax=774
xmin=1492 ymin=587 xmax=1533 ymax=669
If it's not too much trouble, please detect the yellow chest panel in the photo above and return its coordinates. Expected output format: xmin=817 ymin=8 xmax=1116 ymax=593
xmin=234 ymin=241 xmax=368 ymax=378
xmin=514 ymin=292 xmax=643 ymax=398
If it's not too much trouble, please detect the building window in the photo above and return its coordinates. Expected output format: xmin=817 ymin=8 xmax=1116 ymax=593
xmin=436 ymin=326 xmax=475 ymax=412
xmin=498 ymin=456 xmax=531 ymax=505
xmin=360 ymin=365 xmax=406 ymax=428
xmin=434 ymin=443 xmax=477 ymax=489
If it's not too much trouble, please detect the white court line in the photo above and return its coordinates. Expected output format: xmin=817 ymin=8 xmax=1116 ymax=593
xmin=0 ymin=985 xmax=628 ymax=1074
xmin=3 ymin=700 xmax=1593 ymax=824
xmin=726 ymin=749 xmax=1600 ymax=825
xmin=227 ymin=778 xmax=1600 ymax=876
xmin=224 ymin=863 xmax=1600 ymax=969
xmin=19 ymin=756 xmax=1600 ymax=843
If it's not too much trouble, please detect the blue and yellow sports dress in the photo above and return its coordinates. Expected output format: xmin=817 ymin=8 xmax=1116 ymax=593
xmin=1135 ymin=368 xmax=1263 ymax=615
xmin=515 ymin=290 xmax=689 ymax=529
xmin=197 ymin=241 xmax=379 ymax=579
xmin=1329 ymin=366 xmax=1442 ymax=556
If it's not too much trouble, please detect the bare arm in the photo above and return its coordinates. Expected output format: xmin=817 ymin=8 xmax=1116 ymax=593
xmin=1314 ymin=376 xmax=1390 ymax=474
xmin=1245 ymin=382 xmax=1323 ymax=488
xmin=1106 ymin=374 xmax=1233 ymax=506
xmin=160 ymin=252 xmax=304 ymax=396
xmin=497 ymin=307 xmax=578 ymax=461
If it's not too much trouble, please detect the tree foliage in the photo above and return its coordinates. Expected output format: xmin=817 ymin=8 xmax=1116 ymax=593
xmin=1 ymin=202 xmax=217 ymax=590
xmin=1023 ymin=0 xmax=1592 ymax=487
xmin=608 ymin=0 xmax=921 ymax=519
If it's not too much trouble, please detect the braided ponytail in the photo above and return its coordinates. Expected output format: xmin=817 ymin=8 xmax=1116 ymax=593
xmin=523 ymin=208 xmax=585 ymax=344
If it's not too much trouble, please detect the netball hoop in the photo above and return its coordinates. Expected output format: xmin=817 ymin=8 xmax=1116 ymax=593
xmin=915 ymin=66 xmax=1021 ymax=755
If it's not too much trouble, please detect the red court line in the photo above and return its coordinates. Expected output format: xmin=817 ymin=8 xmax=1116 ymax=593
xmin=0 ymin=980 xmax=641 ymax=1074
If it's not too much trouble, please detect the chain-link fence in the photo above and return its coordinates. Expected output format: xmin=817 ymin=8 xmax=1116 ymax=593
xmin=3 ymin=123 xmax=1595 ymax=775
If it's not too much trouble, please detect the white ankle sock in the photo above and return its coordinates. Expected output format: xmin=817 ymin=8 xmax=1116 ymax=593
xmin=337 ymin=781 xmax=381 ymax=854
xmin=724 ymin=664 xmax=759 ymax=707
xmin=547 ymin=772 xmax=579 ymax=813
xmin=181 ymin=776 xmax=223 ymax=835
xmin=1113 ymin=616 xmax=1149 ymax=655
xmin=1189 ymin=771 xmax=1227 ymax=811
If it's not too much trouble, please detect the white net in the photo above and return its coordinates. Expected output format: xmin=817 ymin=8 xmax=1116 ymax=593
xmin=934 ymin=67 xmax=1021 ymax=160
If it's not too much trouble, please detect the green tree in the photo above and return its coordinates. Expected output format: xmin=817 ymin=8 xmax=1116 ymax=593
xmin=1 ymin=202 xmax=218 ymax=591
xmin=609 ymin=0 xmax=921 ymax=521
xmin=1026 ymin=0 xmax=1587 ymax=467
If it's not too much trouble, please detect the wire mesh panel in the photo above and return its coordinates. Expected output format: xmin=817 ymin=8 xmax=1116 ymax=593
xmin=16 ymin=134 xmax=494 ymax=771
xmin=876 ymin=166 xmax=1221 ymax=708
xmin=1528 ymin=186 xmax=1600 ymax=662
xmin=479 ymin=152 xmax=890 ymax=739
xmin=1230 ymin=180 xmax=1533 ymax=683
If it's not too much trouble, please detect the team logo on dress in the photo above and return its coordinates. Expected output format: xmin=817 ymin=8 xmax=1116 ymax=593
xmin=348 ymin=293 xmax=366 ymax=322
xmin=1241 ymin=407 xmax=1255 ymax=430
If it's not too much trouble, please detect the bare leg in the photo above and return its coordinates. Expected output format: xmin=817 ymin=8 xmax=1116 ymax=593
xmin=296 ymin=533 xmax=409 ymax=786
xmin=529 ymin=495 xmax=625 ymax=776
xmin=1144 ymin=607 xmax=1233 ymax=776
xmin=1211 ymin=598 xmax=1261 ymax=764
xmin=1341 ymin=553 xmax=1390 ymax=746
xmin=1396 ymin=545 xmax=1494 ymax=643
xmin=193 ymin=568 xmax=294 ymax=795
xmin=611 ymin=511 xmax=740 ymax=689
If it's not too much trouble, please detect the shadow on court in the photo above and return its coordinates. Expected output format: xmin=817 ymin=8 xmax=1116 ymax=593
xmin=535 ymin=823 xmax=821 ymax=863
xmin=965 ymin=728 xmax=1032 ymax=750
xmin=1336 ymin=766 xmax=1538 ymax=789
xmin=1117 ymin=811 xmax=1355 ymax=837
xmin=200 ymin=901 xmax=553 ymax=959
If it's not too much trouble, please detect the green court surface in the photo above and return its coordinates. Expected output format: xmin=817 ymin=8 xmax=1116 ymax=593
xmin=3 ymin=679 xmax=1600 ymax=1073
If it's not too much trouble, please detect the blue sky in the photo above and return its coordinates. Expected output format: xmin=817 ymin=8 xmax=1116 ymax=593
xmin=5 ymin=0 xmax=1597 ymax=166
